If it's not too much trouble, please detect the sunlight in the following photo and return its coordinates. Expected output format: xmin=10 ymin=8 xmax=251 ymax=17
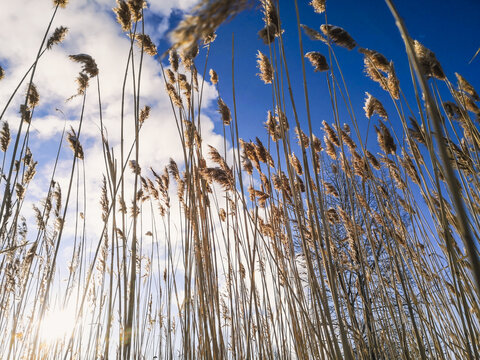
xmin=39 ymin=304 xmax=77 ymax=344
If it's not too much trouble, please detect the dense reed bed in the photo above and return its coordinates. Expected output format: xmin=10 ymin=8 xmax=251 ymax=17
xmin=0 ymin=0 xmax=479 ymax=358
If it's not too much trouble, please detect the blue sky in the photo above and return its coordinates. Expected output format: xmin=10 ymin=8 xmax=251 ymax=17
xmin=160 ymin=0 xmax=480 ymax=144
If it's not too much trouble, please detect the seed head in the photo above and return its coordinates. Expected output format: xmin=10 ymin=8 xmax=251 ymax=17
xmin=305 ymin=51 xmax=329 ymax=72
xmin=289 ymin=153 xmax=303 ymax=175
xmin=455 ymin=73 xmax=479 ymax=101
xmin=320 ymin=24 xmax=356 ymax=50
xmin=134 ymin=34 xmax=157 ymax=56
xmin=301 ymin=24 xmax=327 ymax=42
xmin=113 ymin=0 xmax=131 ymax=32
xmin=375 ymin=122 xmax=396 ymax=155
xmin=139 ymin=105 xmax=151 ymax=125
xmin=209 ymin=69 xmax=218 ymax=85
xmin=217 ymin=97 xmax=232 ymax=125
xmin=128 ymin=0 xmax=145 ymax=22
xmin=413 ymin=40 xmax=445 ymax=80
xmin=363 ymin=92 xmax=388 ymax=120
xmin=47 ymin=26 xmax=68 ymax=50
xmin=310 ymin=0 xmax=326 ymax=13
xmin=27 ymin=83 xmax=40 ymax=109
xmin=387 ymin=61 xmax=400 ymax=100
xmin=53 ymin=0 xmax=68 ymax=8
xmin=257 ymin=51 xmax=274 ymax=84
xmin=359 ymin=48 xmax=390 ymax=73
xmin=0 ymin=122 xmax=10 ymax=152
xmin=67 ymin=127 xmax=84 ymax=159
xmin=69 ymin=54 xmax=99 ymax=77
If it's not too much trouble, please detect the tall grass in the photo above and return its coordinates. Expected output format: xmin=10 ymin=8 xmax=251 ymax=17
xmin=0 ymin=0 xmax=479 ymax=358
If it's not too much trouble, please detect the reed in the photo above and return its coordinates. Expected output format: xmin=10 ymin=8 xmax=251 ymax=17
xmin=0 ymin=0 xmax=478 ymax=359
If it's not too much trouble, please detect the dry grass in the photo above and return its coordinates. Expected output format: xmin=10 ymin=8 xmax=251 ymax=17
xmin=0 ymin=0 xmax=479 ymax=359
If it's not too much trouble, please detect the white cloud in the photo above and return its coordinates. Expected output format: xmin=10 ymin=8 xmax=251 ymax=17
xmin=0 ymin=0 xmax=224 ymax=262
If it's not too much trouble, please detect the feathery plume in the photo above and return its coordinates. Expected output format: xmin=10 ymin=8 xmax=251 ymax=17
xmin=320 ymin=24 xmax=356 ymax=50
xmin=67 ymin=127 xmax=84 ymax=159
xmin=128 ymin=0 xmax=145 ymax=22
xmin=170 ymin=0 xmax=248 ymax=52
xmin=166 ymin=83 xmax=182 ymax=107
xmin=0 ymin=122 xmax=10 ymax=152
xmin=301 ymin=24 xmax=327 ymax=42
xmin=387 ymin=61 xmax=400 ymax=100
xmin=364 ymin=92 xmax=388 ymax=119
xmin=312 ymin=134 xmax=322 ymax=152
xmin=257 ymin=51 xmax=274 ymax=84
xmin=134 ymin=34 xmax=157 ymax=56
xmin=113 ymin=0 xmax=131 ymax=32
xmin=203 ymin=32 xmax=217 ymax=45
xmin=289 ymin=153 xmax=303 ymax=176
xmin=217 ymin=97 xmax=232 ymax=125
xmin=209 ymin=69 xmax=218 ymax=85
xmin=258 ymin=24 xmax=277 ymax=45
xmin=69 ymin=54 xmax=98 ymax=77
xmin=129 ymin=160 xmax=141 ymax=175
xmin=295 ymin=127 xmax=309 ymax=148
xmin=305 ymin=52 xmax=329 ymax=72
xmin=455 ymin=73 xmax=479 ymax=101
xmin=262 ymin=0 xmax=280 ymax=34
xmin=46 ymin=26 xmax=68 ymax=49
xmin=310 ymin=0 xmax=326 ymax=13
xmin=455 ymin=90 xmax=480 ymax=115
xmin=27 ymin=83 xmax=39 ymax=109
xmin=169 ymin=49 xmax=179 ymax=72
xmin=139 ymin=105 xmax=150 ymax=125
xmin=413 ymin=40 xmax=445 ymax=80
xmin=322 ymin=120 xmax=340 ymax=147
xmin=366 ymin=151 xmax=380 ymax=170
xmin=165 ymin=69 xmax=176 ymax=84
xmin=323 ymin=181 xmax=339 ymax=197
xmin=375 ymin=122 xmax=396 ymax=154
xmin=54 ymin=0 xmax=68 ymax=8
xmin=359 ymin=48 xmax=389 ymax=72
xmin=265 ymin=111 xmax=279 ymax=141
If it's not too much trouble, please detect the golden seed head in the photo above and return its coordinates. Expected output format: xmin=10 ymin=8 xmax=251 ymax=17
xmin=256 ymin=50 xmax=274 ymax=84
xmin=134 ymin=34 xmax=157 ymax=56
xmin=305 ymin=51 xmax=329 ymax=72
xmin=289 ymin=153 xmax=303 ymax=176
xmin=387 ymin=61 xmax=400 ymax=100
xmin=455 ymin=72 xmax=479 ymax=101
xmin=53 ymin=0 xmax=69 ymax=8
xmin=0 ymin=122 xmax=10 ymax=152
xmin=46 ymin=26 xmax=68 ymax=50
xmin=67 ymin=127 xmax=84 ymax=159
xmin=320 ymin=24 xmax=356 ymax=50
xmin=69 ymin=54 xmax=99 ymax=77
xmin=359 ymin=48 xmax=390 ymax=72
xmin=310 ymin=0 xmax=326 ymax=13
xmin=363 ymin=92 xmax=388 ymax=120
xmin=301 ymin=24 xmax=327 ymax=42
xmin=26 ymin=83 xmax=40 ymax=109
xmin=209 ymin=69 xmax=218 ymax=85
xmin=217 ymin=97 xmax=232 ymax=125
xmin=165 ymin=69 xmax=175 ymax=84
xmin=375 ymin=122 xmax=396 ymax=155
xmin=139 ymin=105 xmax=151 ymax=125
xmin=413 ymin=40 xmax=445 ymax=80
xmin=113 ymin=0 xmax=131 ymax=32
xmin=128 ymin=0 xmax=145 ymax=22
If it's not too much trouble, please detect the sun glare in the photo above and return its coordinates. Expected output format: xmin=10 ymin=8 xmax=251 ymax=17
xmin=39 ymin=304 xmax=77 ymax=344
